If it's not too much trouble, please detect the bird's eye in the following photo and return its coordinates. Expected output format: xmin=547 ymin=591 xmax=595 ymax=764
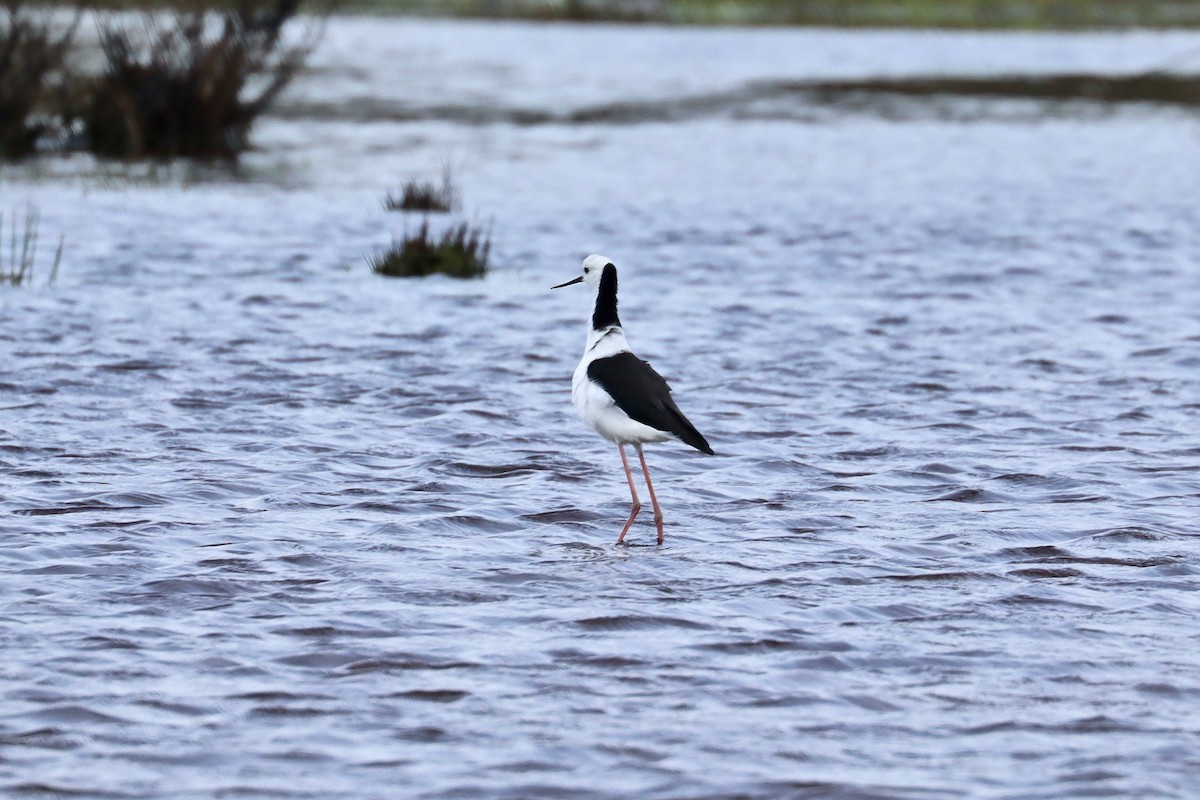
xmin=584 ymin=267 xmax=590 ymax=273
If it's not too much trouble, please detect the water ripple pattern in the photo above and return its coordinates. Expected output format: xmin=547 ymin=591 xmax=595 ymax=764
xmin=3 ymin=20 xmax=1200 ymax=800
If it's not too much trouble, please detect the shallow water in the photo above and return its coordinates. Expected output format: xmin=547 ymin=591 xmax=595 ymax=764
xmin=3 ymin=19 xmax=1200 ymax=800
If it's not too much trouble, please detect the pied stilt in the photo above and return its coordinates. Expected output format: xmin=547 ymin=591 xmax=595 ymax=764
xmin=553 ymin=255 xmax=714 ymax=545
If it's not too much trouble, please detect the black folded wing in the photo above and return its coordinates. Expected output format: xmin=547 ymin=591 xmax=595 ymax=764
xmin=587 ymin=352 xmax=714 ymax=455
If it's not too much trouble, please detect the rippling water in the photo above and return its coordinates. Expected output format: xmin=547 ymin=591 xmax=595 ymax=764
xmin=3 ymin=19 xmax=1200 ymax=800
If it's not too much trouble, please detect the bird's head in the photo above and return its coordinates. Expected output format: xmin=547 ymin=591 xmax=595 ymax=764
xmin=552 ymin=254 xmax=613 ymax=290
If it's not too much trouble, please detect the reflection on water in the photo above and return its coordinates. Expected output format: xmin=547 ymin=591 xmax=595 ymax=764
xmin=2 ymin=18 xmax=1200 ymax=800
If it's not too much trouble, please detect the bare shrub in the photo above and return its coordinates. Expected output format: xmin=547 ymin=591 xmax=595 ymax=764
xmin=0 ymin=0 xmax=80 ymax=158
xmin=86 ymin=0 xmax=322 ymax=159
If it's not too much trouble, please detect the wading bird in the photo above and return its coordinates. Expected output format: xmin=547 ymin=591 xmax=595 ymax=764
xmin=553 ymin=255 xmax=714 ymax=545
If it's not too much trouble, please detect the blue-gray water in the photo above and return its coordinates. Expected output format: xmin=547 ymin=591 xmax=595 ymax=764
xmin=3 ymin=19 xmax=1200 ymax=800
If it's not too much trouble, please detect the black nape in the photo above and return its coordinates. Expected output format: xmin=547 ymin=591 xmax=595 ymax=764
xmin=591 ymin=263 xmax=620 ymax=330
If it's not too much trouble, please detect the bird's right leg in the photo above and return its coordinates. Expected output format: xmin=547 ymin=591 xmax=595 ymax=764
xmin=636 ymin=445 xmax=665 ymax=545
xmin=616 ymin=444 xmax=641 ymax=544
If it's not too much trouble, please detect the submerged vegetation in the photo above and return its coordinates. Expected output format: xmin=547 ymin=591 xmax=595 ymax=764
xmin=384 ymin=166 xmax=458 ymax=213
xmin=375 ymin=171 xmax=489 ymax=279
xmin=0 ymin=0 xmax=323 ymax=160
xmin=370 ymin=220 xmax=491 ymax=279
xmin=795 ymin=73 xmax=1200 ymax=109
xmin=2 ymin=206 xmax=63 ymax=287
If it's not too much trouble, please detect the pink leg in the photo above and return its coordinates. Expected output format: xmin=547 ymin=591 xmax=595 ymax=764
xmin=636 ymin=445 xmax=665 ymax=545
xmin=616 ymin=444 xmax=641 ymax=544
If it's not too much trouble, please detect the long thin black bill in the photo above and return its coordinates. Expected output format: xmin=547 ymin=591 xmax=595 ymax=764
xmin=551 ymin=276 xmax=584 ymax=290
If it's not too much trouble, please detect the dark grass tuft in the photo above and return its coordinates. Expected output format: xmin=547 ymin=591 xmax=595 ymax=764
xmin=384 ymin=166 xmax=457 ymax=212
xmin=2 ymin=206 xmax=63 ymax=287
xmin=0 ymin=1 xmax=80 ymax=158
xmin=85 ymin=0 xmax=324 ymax=159
xmin=370 ymin=220 xmax=490 ymax=279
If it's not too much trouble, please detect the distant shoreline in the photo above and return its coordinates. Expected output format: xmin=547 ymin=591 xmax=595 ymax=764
xmin=50 ymin=0 xmax=1200 ymax=28
xmin=326 ymin=0 xmax=1200 ymax=28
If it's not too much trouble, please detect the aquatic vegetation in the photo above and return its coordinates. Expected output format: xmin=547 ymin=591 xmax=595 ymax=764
xmin=384 ymin=166 xmax=458 ymax=213
xmin=375 ymin=166 xmax=488 ymax=278
xmin=370 ymin=220 xmax=490 ymax=279
xmin=0 ymin=0 xmax=80 ymax=158
xmin=85 ymin=0 xmax=323 ymax=159
xmin=2 ymin=206 xmax=63 ymax=287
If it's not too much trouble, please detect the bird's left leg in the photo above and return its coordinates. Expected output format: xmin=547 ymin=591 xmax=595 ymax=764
xmin=636 ymin=445 xmax=665 ymax=545
xmin=616 ymin=444 xmax=641 ymax=544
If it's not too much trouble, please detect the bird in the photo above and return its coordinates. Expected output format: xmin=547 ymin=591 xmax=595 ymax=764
xmin=552 ymin=254 xmax=714 ymax=545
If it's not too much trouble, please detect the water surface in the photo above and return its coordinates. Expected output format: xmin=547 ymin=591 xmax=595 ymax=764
xmin=3 ymin=19 xmax=1200 ymax=800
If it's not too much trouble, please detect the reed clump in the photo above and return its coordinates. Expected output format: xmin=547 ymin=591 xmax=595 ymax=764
xmin=370 ymin=220 xmax=490 ymax=279
xmin=2 ymin=206 xmax=64 ymax=287
xmin=384 ymin=166 xmax=458 ymax=213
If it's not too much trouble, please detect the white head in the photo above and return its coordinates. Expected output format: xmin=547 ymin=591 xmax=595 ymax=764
xmin=551 ymin=254 xmax=615 ymax=291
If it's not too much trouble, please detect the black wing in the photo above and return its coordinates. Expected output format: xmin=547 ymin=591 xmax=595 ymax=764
xmin=587 ymin=352 xmax=714 ymax=455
